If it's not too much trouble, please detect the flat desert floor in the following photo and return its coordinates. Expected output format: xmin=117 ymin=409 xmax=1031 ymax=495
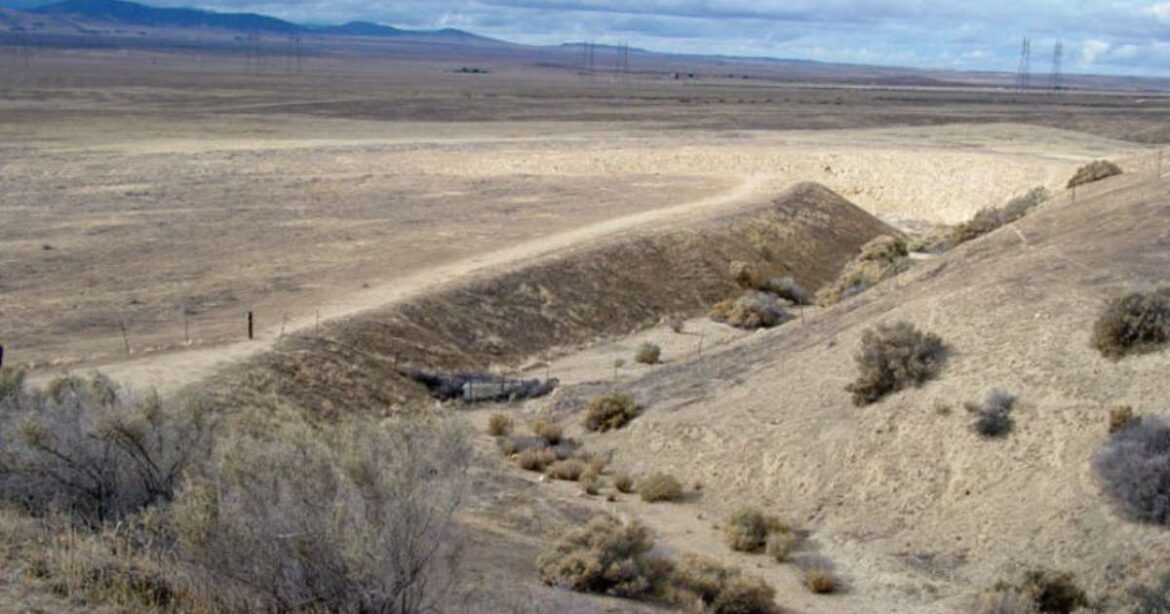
xmin=0 ymin=54 xmax=1159 ymax=391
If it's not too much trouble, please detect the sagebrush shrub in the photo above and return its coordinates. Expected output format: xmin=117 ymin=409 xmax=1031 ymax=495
xmin=516 ymin=448 xmax=558 ymax=472
xmin=537 ymin=517 xmax=669 ymax=599
xmin=1068 ymin=159 xmax=1122 ymax=188
xmin=0 ymin=374 xmax=215 ymax=523
xmin=635 ymin=343 xmax=662 ymax=365
xmin=1092 ymin=414 xmax=1170 ymax=525
xmin=817 ymin=235 xmax=911 ymax=305
xmin=174 ymin=416 xmax=470 ymax=613
xmin=846 ymin=322 xmax=947 ymax=406
xmin=1022 ymin=570 xmax=1089 ymax=613
xmin=765 ymin=531 xmax=799 ymax=563
xmin=670 ymin=554 xmax=778 ymax=614
xmin=1091 ymin=287 xmax=1170 ymax=359
xmin=723 ymin=507 xmax=788 ymax=553
xmin=968 ymin=389 xmax=1016 ymax=438
xmin=805 ymin=569 xmax=839 ymax=594
xmin=1131 ymin=572 xmax=1170 ymax=614
xmin=639 ymin=472 xmax=683 ymax=503
xmin=584 ymin=393 xmax=639 ymax=432
xmin=614 ymin=474 xmax=634 ymax=494
xmin=709 ymin=292 xmax=791 ymax=330
xmin=951 ymin=187 xmax=1050 ymax=247
xmin=760 ymin=276 xmax=811 ymax=306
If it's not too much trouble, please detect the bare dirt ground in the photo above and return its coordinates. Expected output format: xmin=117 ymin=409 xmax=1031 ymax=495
xmin=1 ymin=55 xmax=1154 ymax=386
xmin=3 ymin=50 xmax=1169 ymax=613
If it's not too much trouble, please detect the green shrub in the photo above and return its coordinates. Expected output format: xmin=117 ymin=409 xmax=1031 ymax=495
xmin=639 ymin=472 xmax=683 ymax=503
xmin=537 ymin=517 xmax=669 ymax=599
xmin=1068 ymin=159 xmax=1122 ymax=188
xmin=670 ymin=554 xmax=778 ymax=614
xmin=584 ymin=393 xmax=639 ymax=432
xmin=846 ymin=322 xmax=947 ymax=406
xmin=1091 ymin=287 xmax=1170 ymax=359
xmin=635 ymin=343 xmax=662 ymax=365
xmin=723 ymin=507 xmax=788 ymax=553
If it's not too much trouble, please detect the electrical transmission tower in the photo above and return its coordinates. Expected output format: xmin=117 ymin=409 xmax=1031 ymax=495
xmin=618 ymin=41 xmax=630 ymax=76
xmin=1016 ymin=37 xmax=1031 ymax=91
xmin=1049 ymin=40 xmax=1063 ymax=91
xmin=287 ymin=34 xmax=302 ymax=74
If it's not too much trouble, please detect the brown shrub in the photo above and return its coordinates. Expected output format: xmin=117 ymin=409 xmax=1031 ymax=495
xmin=983 ymin=570 xmax=1089 ymax=614
xmin=765 ymin=531 xmax=799 ymax=563
xmin=537 ymin=517 xmax=669 ymax=599
xmin=1068 ymin=159 xmax=1122 ymax=188
xmin=585 ymin=393 xmax=639 ymax=432
xmin=639 ymin=473 xmax=683 ymax=503
xmin=951 ymin=187 xmax=1050 ymax=247
xmin=487 ymin=412 xmax=513 ymax=437
xmin=545 ymin=459 xmax=587 ymax=482
xmin=635 ymin=343 xmax=662 ymax=365
xmin=580 ymin=468 xmax=601 ymax=495
xmin=1108 ymin=406 xmax=1137 ymax=434
xmin=846 ymin=322 xmax=947 ymax=406
xmin=670 ymin=554 xmax=778 ymax=613
xmin=532 ymin=419 xmax=564 ymax=445
xmin=516 ymin=448 xmax=558 ymax=472
xmin=729 ymin=260 xmax=761 ymax=289
xmin=805 ymin=568 xmax=838 ymax=594
xmin=709 ymin=292 xmax=791 ymax=330
xmin=817 ymin=235 xmax=910 ymax=305
xmin=1090 ymin=287 xmax=1170 ymax=359
xmin=723 ymin=507 xmax=788 ymax=553
xmin=614 ymin=474 xmax=635 ymax=494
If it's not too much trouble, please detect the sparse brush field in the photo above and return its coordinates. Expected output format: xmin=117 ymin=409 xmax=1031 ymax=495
xmin=2 ymin=44 xmax=1170 ymax=614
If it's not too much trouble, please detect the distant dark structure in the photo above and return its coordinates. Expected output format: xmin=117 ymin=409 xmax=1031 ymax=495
xmin=1016 ymin=37 xmax=1032 ymax=91
xmin=1049 ymin=40 xmax=1064 ymax=91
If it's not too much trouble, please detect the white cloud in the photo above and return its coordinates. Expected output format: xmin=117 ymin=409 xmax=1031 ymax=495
xmin=1081 ymin=39 xmax=1110 ymax=63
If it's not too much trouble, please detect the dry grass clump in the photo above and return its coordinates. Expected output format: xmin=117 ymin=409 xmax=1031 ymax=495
xmin=0 ymin=373 xmax=215 ymax=524
xmin=1092 ymin=413 xmax=1170 ymax=525
xmin=723 ymin=507 xmax=789 ymax=553
xmin=670 ymin=554 xmax=779 ymax=613
xmin=584 ymin=393 xmax=639 ymax=432
xmin=804 ymin=568 xmax=839 ymax=595
xmin=729 ymin=260 xmax=761 ymax=289
xmin=709 ymin=291 xmax=792 ymax=330
xmin=951 ymin=187 xmax=1050 ymax=247
xmin=1108 ymin=406 xmax=1137 ymax=434
xmin=545 ymin=459 xmax=587 ymax=482
xmin=516 ymin=448 xmax=559 ymax=472
xmin=638 ymin=472 xmax=684 ymax=503
xmin=0 ymin=367 xmax=25 ymax=403
xmin=981 ymin=570 xmax=1089 ymax=614
xmin=635 ymin=343 xmax=662 ymax=365
xmin=580 ymin=467 xmax=601 ymax=495
xmin=487 ymin=412 xmax=513 ymax=437
xmin=765 ymin=531 xmax=799 ymax=563
xmin=845 ymin=322 xmax=947 ymax=406
xmin=1068 ymin=159 xmax=1122 ymax=188
xmin=967 ymin=389 xmax=1017 ymax=439
xmin=1090 ymin=286 xmax=1170 ymax=359
xmin=817 ymin=235 xmax=911 ymax=305
xmin=537 ymin=517 xmax=669 ymax=599
xmin=532 ymin=418 xmax=564 ymax=445
xmin=173 ymin=415 xmax=471 ymax=612
xmin=614 ymin=473 xmax=635 ymax=494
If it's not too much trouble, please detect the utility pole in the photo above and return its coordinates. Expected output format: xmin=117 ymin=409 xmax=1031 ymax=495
xmin=1016 ymin=37 xmax=1031 ymax=92
xmin=1049 ymin=40 xmax=1064 ymax=92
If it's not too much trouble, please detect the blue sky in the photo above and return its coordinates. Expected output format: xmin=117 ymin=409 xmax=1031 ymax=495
xmin=8 ymin=0 xmax=1170 ymax=76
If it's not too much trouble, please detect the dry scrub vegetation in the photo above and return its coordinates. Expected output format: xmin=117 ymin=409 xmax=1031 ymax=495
xmin=817 ymin=236 xmax=911 ymax=305
xmin=1091 ymin=286 xmax=1170 ymax=359
xmin=584 ymin=393 xmax=639 ymax=432
xmin=538 ymin=516 xmax=779 ymax=612
xmin=1093 ymin=413 xmax=1170 ymax=526
xmin=0 ymin=368 xmax=472 ymax=612
xmin=846 ymin=322 xmax=947 ymax=406
xmin=1068 ymin=159 xmax=1123 ymax=188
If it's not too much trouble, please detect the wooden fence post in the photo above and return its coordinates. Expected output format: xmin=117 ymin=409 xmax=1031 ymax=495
xmin=248 ymin=311 xmax=254 ymax=340
xmin=119 ymin=320 xmax=131 ymax=354
xmin=0 ymin=344 xmax=5 ymax=368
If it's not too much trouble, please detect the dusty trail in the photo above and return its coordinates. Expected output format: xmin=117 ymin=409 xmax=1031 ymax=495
xmin=51 ymin=174 xmax=774 ymax=396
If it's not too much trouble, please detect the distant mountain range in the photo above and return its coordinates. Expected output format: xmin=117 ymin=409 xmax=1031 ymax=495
xmin=8 ymin=0 xmax=502 ymax=43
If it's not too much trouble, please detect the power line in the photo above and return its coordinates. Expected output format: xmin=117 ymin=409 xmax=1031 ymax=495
xmin=1049 ymin=40 xmax=1064 ymax=91
xmin=1016 ymin=37 xmax=1031 ymax=92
